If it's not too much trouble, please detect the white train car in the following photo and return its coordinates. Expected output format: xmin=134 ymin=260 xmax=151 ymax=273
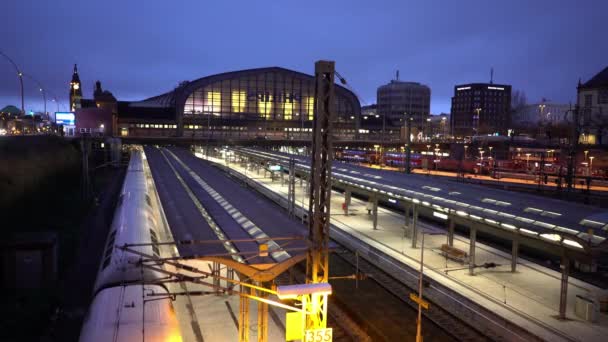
xmin=80 ymin=148 xmax=182 ymax=342
xmin=79 ymin=285 xmax=181 ymax=342
xmin=93 ymin=149 xmax=164 ymax=293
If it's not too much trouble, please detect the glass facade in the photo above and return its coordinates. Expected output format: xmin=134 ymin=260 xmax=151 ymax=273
xmin=183 ymin=70 xmax=357 ymax=123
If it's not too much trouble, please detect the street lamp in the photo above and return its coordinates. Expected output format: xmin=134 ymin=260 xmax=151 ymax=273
xmin=525 ymin=153 xmax=531 ymax=168
xmin=0 ymin=50 xmax=25 ymax=116
xmin=464 ymin=145 xmax=468 ymax=160
xmin=22 ymin=73 xmax=49 ymax=132
xmin=589 ymin=156 xmax=595 ymax=174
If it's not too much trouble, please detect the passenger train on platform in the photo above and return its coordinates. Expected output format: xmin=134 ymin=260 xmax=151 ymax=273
xmin=80 ymin=148 xmax=182 ymax=342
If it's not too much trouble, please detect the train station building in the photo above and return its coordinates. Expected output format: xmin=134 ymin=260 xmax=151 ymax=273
xmin=73 ymin=66 xmax=362 ymax=139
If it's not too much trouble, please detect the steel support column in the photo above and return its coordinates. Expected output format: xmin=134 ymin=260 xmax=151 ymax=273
xmin=372 ymin=195 xmax=379 ymax=230
xmin=287 ymin=158 xmax=296 ymax=218
xmin=345 ymin=187 xmax=351 ymax=206
xmin=404 ymin=203 xmax=411 ymax=238
xmin=305 ymin=60 xmax=335 ymax=330
xmin=469 ymin=227 xmax=477 ymax=275
xmin=239 ymin=283 xmax=250 ymax=342
xmin=511 ymin=239 xmax=519 ymax=272
xmin=411 ymin=204 xmax=419 ymax=248
xmin=213 ymin=261 xmax=221 ymax=294
xmin=257 ymin=285 xmax=268 ymax=342
xmin=447 ymin=218 xmax=455 ymax=247
xmin=559 ymin=252 xmax=570 ymax=320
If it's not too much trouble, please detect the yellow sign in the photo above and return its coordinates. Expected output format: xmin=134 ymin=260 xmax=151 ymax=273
xmin=259 ymin=243 xmax=269 ymax=257
xmin=304 ymin=328 xmax=333 ymax=342
xmin=285 ymin=312 xmax=303 ymax=341
xmin=409 ymin=293 xmax=429 ymax=310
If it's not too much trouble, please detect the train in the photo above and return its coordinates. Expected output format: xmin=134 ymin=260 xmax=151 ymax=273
xmin=79 ymin=148 xmax=182 ymax=342
xmin=336 ymin=149 xmax=607 ymax=183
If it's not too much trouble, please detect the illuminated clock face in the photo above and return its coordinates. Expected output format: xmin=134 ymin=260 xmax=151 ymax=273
xmin=73 ymin=83 xmax=80 ymax=90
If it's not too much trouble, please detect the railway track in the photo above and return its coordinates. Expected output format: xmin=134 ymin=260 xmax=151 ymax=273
xmin=336 ymin=249 xmax=488 ymax=341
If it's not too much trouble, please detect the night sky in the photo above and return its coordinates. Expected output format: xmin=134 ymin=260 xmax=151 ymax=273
xmin=1 ymin=0 xmax=606 ymax=114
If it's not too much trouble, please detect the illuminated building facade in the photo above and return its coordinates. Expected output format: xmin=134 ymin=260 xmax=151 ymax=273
xmin=174 ymin=67 xmax=361 ymax=139
xmin=77 ymin=67 xmax=361 ymax=139
xmin=577 ymin=66 xmax=608 ymax=145
xmin=450 ymin=83 xmax=512 ymax=138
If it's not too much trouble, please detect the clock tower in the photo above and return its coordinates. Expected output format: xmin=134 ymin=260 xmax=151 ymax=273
xmin=70 ymin=64 xmax=82 ymax=111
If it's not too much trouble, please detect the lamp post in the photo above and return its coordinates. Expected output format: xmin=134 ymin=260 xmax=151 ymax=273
xmin=415 ymin=230 xmax=427 ymax=342
xmin=22 ymin=73 xmax=48 ymax=132
xmin=464 ymin=145 xmax=468 ymax=160
xmin=0 ymin=50 xmax=25 ymax=117
xmin=478 ymin=149 xmax=484 ymax=175
xmin=434 ymin=148 xmax=440 ymax=171
xmin=589 ymin=156 xmax=594 ymax=175
xmin=526 ymin=153 xmax=531 ymax=169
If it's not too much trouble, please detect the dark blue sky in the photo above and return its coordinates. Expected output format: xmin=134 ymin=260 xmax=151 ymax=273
xmin=1 ymin=0 xmax=606 ymax=114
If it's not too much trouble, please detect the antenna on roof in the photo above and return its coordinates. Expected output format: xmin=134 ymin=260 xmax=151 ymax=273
xmin=490 ymin=67 xmax=494 ymax=84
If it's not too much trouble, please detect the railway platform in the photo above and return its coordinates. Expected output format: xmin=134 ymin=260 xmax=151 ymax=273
xmin=202 ymin=151 xmax=608 ymax=342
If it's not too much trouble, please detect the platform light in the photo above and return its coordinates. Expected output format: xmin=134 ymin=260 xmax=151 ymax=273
xmin=484 ymin=219 xmax=498 ymax=225
xmin=433 ymin=211 xmax=448 ymax=220
xmin=388 ymin=198 xmax=397 ymax=204
xmin=501 ymin=223 xmax=517 ymax=230
xmin=554 ymin=226 xmax=579 ymax=235
xmin=470 ymin=215 xmax=482 ymax=220
xmin=563 ymin=239 xmax=583 ymax=249
xmin=277 ymin=283 xmax=332 ymax=300
xmin=520 ymin=228 xmax=538 ymax=235
xmin=540 ymin=234 xmax=561 ymax=242
xmin=456 ymin=210 xmax=468 ymax=217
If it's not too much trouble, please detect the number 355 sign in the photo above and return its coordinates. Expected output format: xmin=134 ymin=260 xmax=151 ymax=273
xmin=304 ymin=328 xmax=333 ymax=342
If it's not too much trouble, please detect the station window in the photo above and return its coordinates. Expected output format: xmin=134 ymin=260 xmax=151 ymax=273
xmin=205 ymin=91 xmax=221 ymax=113
xmin=232 ymin=91 xmax=246 ymax=113
xmin=306 ymin=97 xmax=315 ymax=121
xmin=259 ymin=94 xmax=273 ymax=119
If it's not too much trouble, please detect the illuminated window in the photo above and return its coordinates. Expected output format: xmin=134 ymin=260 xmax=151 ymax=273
xmin=204 ymin=91 xmax=221 ymax=113
xmin=283 ymin=96 xmax=294 ymax=120
xmin=259 ymin=94 xmax=272 ymax=119
xmin=232 ymin=91 xmax=246 ymax=113
xmin=306 ymin=97 xmax=315 ymax=121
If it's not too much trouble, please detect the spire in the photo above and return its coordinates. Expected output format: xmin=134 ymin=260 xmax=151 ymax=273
xmin=73 ymin=64 xmax=78 ymax=74
xmin=490 ymin=67 xmax=494 ymax=84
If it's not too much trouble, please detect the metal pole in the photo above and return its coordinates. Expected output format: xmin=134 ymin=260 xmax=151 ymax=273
xmin=23 ymin=73 xmax=48 ymax=131
xmin=0 ymin=50 xmax=25 ymax=117
xmin=558 ymin=251 xmax=570 ymax=320
xmin=406 ymin=114 xmax=412 ymax=174
xmin=305 ymin=60 xmax=335 ymax=330
xmin=415 ymin=230 xmax=425 ymax=342
xmin=469 ymin=226 xmax=476 ymax=275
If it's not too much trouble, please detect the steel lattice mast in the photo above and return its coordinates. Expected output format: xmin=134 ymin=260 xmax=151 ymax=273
xmin=306 ymin=60 xmax=335 ymax=330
